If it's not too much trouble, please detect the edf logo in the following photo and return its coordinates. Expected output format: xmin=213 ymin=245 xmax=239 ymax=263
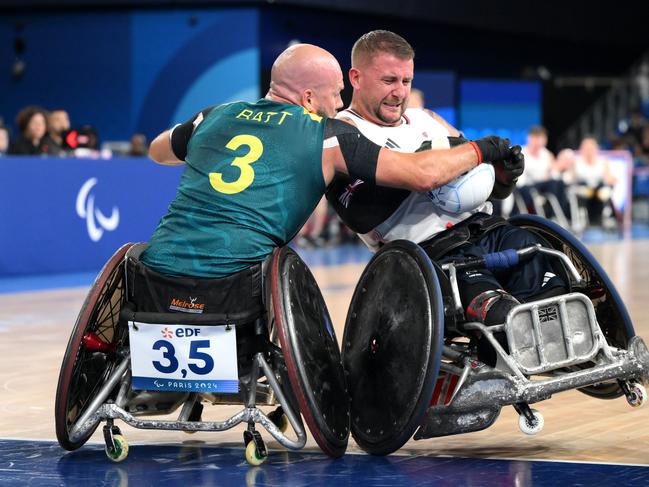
xmin=75 ymin=178 xmax=119 ymax=242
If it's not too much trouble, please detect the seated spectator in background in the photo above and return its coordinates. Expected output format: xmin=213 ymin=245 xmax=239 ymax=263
xmin=554 ymin=148 xmax=577 ymax=184
xmin=43 ymin=109 xmax=71 ymax=156
xmin=635 ymin=125 xmax=649 ymax=165
xmin=519 ymin=126 xmax=571 ymax=218
xmin=9 ymin=106 xmax=49 ymax=155
xmin=407 ymin=88 xmax=425 ymax=109
xmin=128 ymin=133 xmax=148 ymax=156
xmin=0 ymin=125 xmax=9 ymax=156
xmin=622 ymin=109 xmax=648 ymax=149
xmin=575 ymin=136 xmax=617 ymax=226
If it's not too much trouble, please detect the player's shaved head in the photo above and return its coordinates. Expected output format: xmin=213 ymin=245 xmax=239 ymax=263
xmin=267 ymin=44 xmax=344 ymax=116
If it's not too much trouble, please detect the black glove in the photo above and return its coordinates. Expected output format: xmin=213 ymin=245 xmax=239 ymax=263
xmin=472 ymin=136 xmax=511 ymax=163
xmin=490 ymin=145 xmax=525 ymax=199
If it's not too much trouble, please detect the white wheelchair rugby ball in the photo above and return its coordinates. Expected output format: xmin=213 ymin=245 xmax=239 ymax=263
xmin=427 ymin=163 xmax=495 ymax=214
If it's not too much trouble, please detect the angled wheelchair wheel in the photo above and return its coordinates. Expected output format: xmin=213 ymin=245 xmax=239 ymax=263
xmin=510 ymin=215 xmax=634 ymax=399
xmin=270 ymin=246 xmax=350 ymax=458
xmin=342 ymin=240 xmax=444 ymax=455
xmin=55 ymin=243 xmax=133 ymax=450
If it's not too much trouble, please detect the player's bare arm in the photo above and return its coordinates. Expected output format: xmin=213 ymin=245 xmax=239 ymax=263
xmin=149 ymin=107 xmax=216 ymax=166
xmin=322 ymin=118 xmax=512 ymax=192
xmin=149 ymin=129 xmax=184 ymax=166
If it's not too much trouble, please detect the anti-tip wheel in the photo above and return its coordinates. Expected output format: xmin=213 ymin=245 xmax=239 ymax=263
xmin=626 ymin=383 xmax=647 ymax=408
xmin=106 ymin=434 xmax=129 ymax=462
xmin=518 ymin=409 xmax=544 ymax=435
xmin=245 ymin=440 xmax=268 ymax=466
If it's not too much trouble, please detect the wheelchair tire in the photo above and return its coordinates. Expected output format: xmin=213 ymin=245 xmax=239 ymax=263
xmin=509 ymin=215 xmax=634 ymax=399
xmin=55 ymin=243 xmax=133 ymax=450
xmin=270 ymin=246 xmax=350 ymax=458
xmin=342 ymin=240 xmax=444 ymax=455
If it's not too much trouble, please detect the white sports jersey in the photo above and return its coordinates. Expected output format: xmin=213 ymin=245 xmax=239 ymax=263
xmin=519 ymin=146 xmax=554 ymax=185
xmin=336 ymin=107 xmax=492 ymax=251
xmin=574 ymin=156 xmax=608 ymax=187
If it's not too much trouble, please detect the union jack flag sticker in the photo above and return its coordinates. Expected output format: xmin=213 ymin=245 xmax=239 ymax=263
xmin=538 ymin=306 xmax=558 ymax=323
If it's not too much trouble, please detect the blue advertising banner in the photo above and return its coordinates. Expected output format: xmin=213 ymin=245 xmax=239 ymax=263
xmin=0 ymin=156 xmax=184 ymax=276
xmin=459 ymin=80 xmax=541 ymax=146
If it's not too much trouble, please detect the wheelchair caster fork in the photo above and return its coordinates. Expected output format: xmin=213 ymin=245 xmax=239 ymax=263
xmin=244 ymin=427 xmax=268 ymax=466
xmin=103 ymin=420 xmax=129 ymax=462
xmin=619 ymin=380 xmax=647 ymax=408
xmin=514 ymin=403 xmax=544 ymax=435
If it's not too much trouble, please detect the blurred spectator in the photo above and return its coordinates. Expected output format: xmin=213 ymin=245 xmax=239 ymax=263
xmin=574 ymin=136 xmax=617 ymax=226
xmin=129 ymin=133 xmax=148 ymax=156
xmin=0 ymin=125 xmax=9 ymax=156
xmin=635 ymin=126 xmax=649 ymax=165
xmin=43 ymin=109 xmax=71 ymax=156
xmin=407 ymin=88 xmax=425 ymax=109
xmin=622 ymin=109 xmax=648 ymax=149
xmin=9 ymin=106 xmax=49 ymax=155
xmin=519 ymin=126 xmax=571 ymax=218
xmin=636 ymin=61 xmax=649 ymax=117
xmin=554 ymin=148 xmax=577 ymax=184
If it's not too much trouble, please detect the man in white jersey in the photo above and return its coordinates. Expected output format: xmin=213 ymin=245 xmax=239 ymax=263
xmin=326 ymin=31 xmax=566 ymax=364
xmin=518 ymin=125 xmax=570 ymax=218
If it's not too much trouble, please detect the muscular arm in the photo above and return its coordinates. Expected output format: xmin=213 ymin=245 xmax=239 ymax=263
xmin=375 ymin=144 xmax=480 ymax=191
xmin=149 ymin=129 xmax=184 ymax=166
xmin=322 ymin=119 xmax=480 ymax=192
xmin=148 ymin=106 xmax=216 ymax=166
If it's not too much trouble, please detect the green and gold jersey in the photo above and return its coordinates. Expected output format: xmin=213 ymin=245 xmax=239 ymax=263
xmin=141 ymin=99 xmax=326 ymax=277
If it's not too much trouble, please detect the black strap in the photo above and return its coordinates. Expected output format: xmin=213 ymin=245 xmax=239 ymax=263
xmin=420 ymin=213 xmax=508 ymax=260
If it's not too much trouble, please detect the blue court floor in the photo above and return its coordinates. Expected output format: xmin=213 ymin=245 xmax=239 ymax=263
xmin=1 ymin=439 xmax=648 ymax=487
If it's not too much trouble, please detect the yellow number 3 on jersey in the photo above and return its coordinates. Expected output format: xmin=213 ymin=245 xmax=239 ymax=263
xmin=209 ymin=134 xmax=263 ymax=194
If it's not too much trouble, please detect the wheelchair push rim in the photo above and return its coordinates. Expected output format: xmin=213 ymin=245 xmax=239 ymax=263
xmin=342 ymin=240 xmax=444 ymax=455
xmin=270 ymin=246 xmax=350 ymax=458
xmin=509 ymin=214 xmax=634 ymax=399
xmin=55 ymin=243 xmax=133 ymax=450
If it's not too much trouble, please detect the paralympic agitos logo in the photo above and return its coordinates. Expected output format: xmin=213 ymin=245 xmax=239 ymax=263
xmin=75 ymin=178 xmax=120 ymax=242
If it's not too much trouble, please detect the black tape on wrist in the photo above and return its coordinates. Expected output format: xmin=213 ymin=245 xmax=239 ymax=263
xmin=325 ymin=119 xmax=380 ymax=184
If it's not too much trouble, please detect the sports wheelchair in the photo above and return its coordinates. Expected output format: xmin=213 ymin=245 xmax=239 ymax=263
xmin=342 ymin=214 xmax=649 ymax=455
xmin=55 ymin=244 xmax=350 ymax=465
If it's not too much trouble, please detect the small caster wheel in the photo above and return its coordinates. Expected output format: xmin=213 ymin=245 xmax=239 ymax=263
xmin=518 ymin=409 xmax=544 ymax=435
xmin=106 ymin=434 xmax=129 ymax=462
xmin=626 ymin=383 xmax=647 ymax=408
xmin=245 ymin=440 xmax=267 ymax=466
xmin=268 ymin=407 xmax=289 ymax=433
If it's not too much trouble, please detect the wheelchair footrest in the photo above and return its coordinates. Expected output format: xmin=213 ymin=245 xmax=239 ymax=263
xmin=415 ymin=336 xmax=649 ymax=439
xmin=505 ymin=293 xmax=602 ymax=375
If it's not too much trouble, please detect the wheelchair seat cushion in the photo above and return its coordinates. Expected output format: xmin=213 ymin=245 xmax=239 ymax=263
xmin=125 ymin=245 xmax=263 ymax=319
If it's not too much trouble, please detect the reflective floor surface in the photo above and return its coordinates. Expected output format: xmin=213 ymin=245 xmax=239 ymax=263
xmin=2 ymin=439 xmax=648 ymax=487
